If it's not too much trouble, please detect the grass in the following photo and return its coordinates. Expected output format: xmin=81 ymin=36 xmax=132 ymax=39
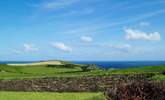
xmin=7 ymin=60 xmax=66 ymax=66
xmin=0 ymin=64 xmax=82 ymax=80
xmin=0 ymin=64 xmax=165 ymax=80
xmin=110 ymin=65 xmax=165 ymax=74
xmin=0 ymin=64 xmax=164 ymax=100
xmin=149 ymin=74 xmax=165 ymax=81
xmin=0 ymin=92 xmax=106 ymax=100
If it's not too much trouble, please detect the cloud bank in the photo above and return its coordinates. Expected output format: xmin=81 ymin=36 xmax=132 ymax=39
xmin=124 ymin=28 xmax=161 ymax=41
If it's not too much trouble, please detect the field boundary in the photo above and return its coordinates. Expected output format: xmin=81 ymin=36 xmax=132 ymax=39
xmin=0 ymin=74 xmax=154 ymax=92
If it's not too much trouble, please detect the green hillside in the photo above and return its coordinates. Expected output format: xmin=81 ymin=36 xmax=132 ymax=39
xmin=0 ymin=62 xmax=165 ymax=80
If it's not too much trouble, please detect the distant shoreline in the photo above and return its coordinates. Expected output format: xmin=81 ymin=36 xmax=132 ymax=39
xmin=1 ymin=61 xmax=165 ymax=69
xmin=72 ymin=61 xmax=165 ymax=68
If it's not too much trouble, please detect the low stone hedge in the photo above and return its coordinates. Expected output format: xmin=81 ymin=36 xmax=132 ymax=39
xmin=0 ymin=74 xmax=154 ymax=92
xmin=104 ymin=80 xmax=165 ymax=100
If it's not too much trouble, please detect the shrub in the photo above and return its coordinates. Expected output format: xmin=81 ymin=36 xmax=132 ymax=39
xmin=63 ymin=64 xmax=76 ymax=68
xmin=81 ymin=64 xmax=97 ymax=72
xmin=163 ymin=71 xmax=165 ymax=75
xmin=105 ymin=81 xmax=165 ymax=100
xmin=47 ymin=64 xmax=76 ymax=68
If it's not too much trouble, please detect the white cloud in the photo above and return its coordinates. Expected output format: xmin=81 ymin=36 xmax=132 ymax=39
xmin=23 ymin=44 xmax=39 ymax=52
xmin=51 ymin=42 xmax=72 ymax=52
xmin=63 ymin=9 xmax=94 ymax=16
xmin=58 ymin=9 xmax=165 ymax=36
xmin=81 ymin=36 xmax=93 ymax=42
xmin=103 ymin=44 xmax=132 ymax=49
xmin=124 ymin=28 xmax=161 ymax=41
xmin=139 ymin=22 xmax=150 ymax=27
xmin=36 ymin=0 xmax=80 ymax=10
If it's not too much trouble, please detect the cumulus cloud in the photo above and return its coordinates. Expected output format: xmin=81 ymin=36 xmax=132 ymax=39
xmin=81 ymin=36 xmax=93 ymax=42
xmin=51 ymin=42 xmax=72 ymax=52
xmin=124 ymin=28 xmax=161 ymax=41
xmin=23 ymin=44 xmax=39 ymax=52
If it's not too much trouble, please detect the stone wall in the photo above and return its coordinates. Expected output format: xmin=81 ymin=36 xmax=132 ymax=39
xmin=104 ymin=80 xmax=165 ymax=100
xmin=0 ymin=74 xmax=154 ymax=92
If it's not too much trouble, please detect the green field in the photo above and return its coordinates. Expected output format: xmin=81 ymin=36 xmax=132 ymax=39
xmin=0 ymin=63 xmax=165 ymax=80
xmin=0 ymin=92 xmax=105 ymax=100
xmin=0 ymin=62 xmax=165 ymax=100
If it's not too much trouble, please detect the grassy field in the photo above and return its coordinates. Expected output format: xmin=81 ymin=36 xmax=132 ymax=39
xmin=0 ymin=92 xmax=106 ymax=100
xmin=0 ymin=63 xmax=165 ymax=80
xmin=7 ymin=60 xmax=68 ymax=66
xmin=0 ymin=62 xmax=165 ymax=100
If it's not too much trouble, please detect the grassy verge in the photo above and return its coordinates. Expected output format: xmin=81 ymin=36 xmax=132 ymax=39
xmin=0 ymin=92 xmax=106 ymax=100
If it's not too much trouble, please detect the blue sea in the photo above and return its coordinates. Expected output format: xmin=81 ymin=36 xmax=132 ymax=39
xmin=72 ymin=61 xmax=165 ymax=69
xmin=1 ymin=61 xmax=165 ymax=69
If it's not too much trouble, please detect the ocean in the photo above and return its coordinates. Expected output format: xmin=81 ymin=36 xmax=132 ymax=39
xmin=72 ymin=61 xmax=165 ymax=69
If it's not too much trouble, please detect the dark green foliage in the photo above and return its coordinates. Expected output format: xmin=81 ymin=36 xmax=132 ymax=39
xmin=81 ymin=66 xmax=90 ymax=72
xmin=47 ymin=64 xmax=80 ymax=69
xmin=64 ymin=64 xmax=76 ymax=68
xmin=88 ymin=64 xmax=97 ymax=70
xmin=81 ymin=64 xmax=97 ymax=72
xmin=163 ymin=71 xmax=165 ymax=75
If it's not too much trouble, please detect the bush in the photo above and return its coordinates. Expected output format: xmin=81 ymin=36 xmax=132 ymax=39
xmin=81 ymin=66 xmax=90 ymax=72
xmin=105 ymin=81 xmax=165 ymax=100
xmin=47 ymin=64 xmax=76 ymax=68
xmin=163 ymin=71 xmax=165 ymax=75
xmin=63 ymin=64 xmax=76 ymax=68
xmin=81 ymin=64 xmax=97 ymax=72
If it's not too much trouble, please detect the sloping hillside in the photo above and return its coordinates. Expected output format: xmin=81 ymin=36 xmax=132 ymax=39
xmin=7 ymin=60 xmax=69 ymax=66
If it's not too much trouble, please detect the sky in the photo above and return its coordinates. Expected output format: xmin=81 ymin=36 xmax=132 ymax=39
xmin=0 ymin=0 xmax=165 ymax=61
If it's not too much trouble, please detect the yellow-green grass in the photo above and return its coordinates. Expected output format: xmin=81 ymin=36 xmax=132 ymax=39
xmin=0 ymin=64 xmax=82 ymax=80
xmin=7 ymin=60 xmax=64 ymax=66
xmin=109 ymin=65 xmax=165 ymax=74
xmin=0 ymin=92 xmax=106 ymax=100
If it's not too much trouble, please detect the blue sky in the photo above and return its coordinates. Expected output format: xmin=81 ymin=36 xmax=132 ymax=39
xmin=0 ymin=0 xmax=165 ymax=61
